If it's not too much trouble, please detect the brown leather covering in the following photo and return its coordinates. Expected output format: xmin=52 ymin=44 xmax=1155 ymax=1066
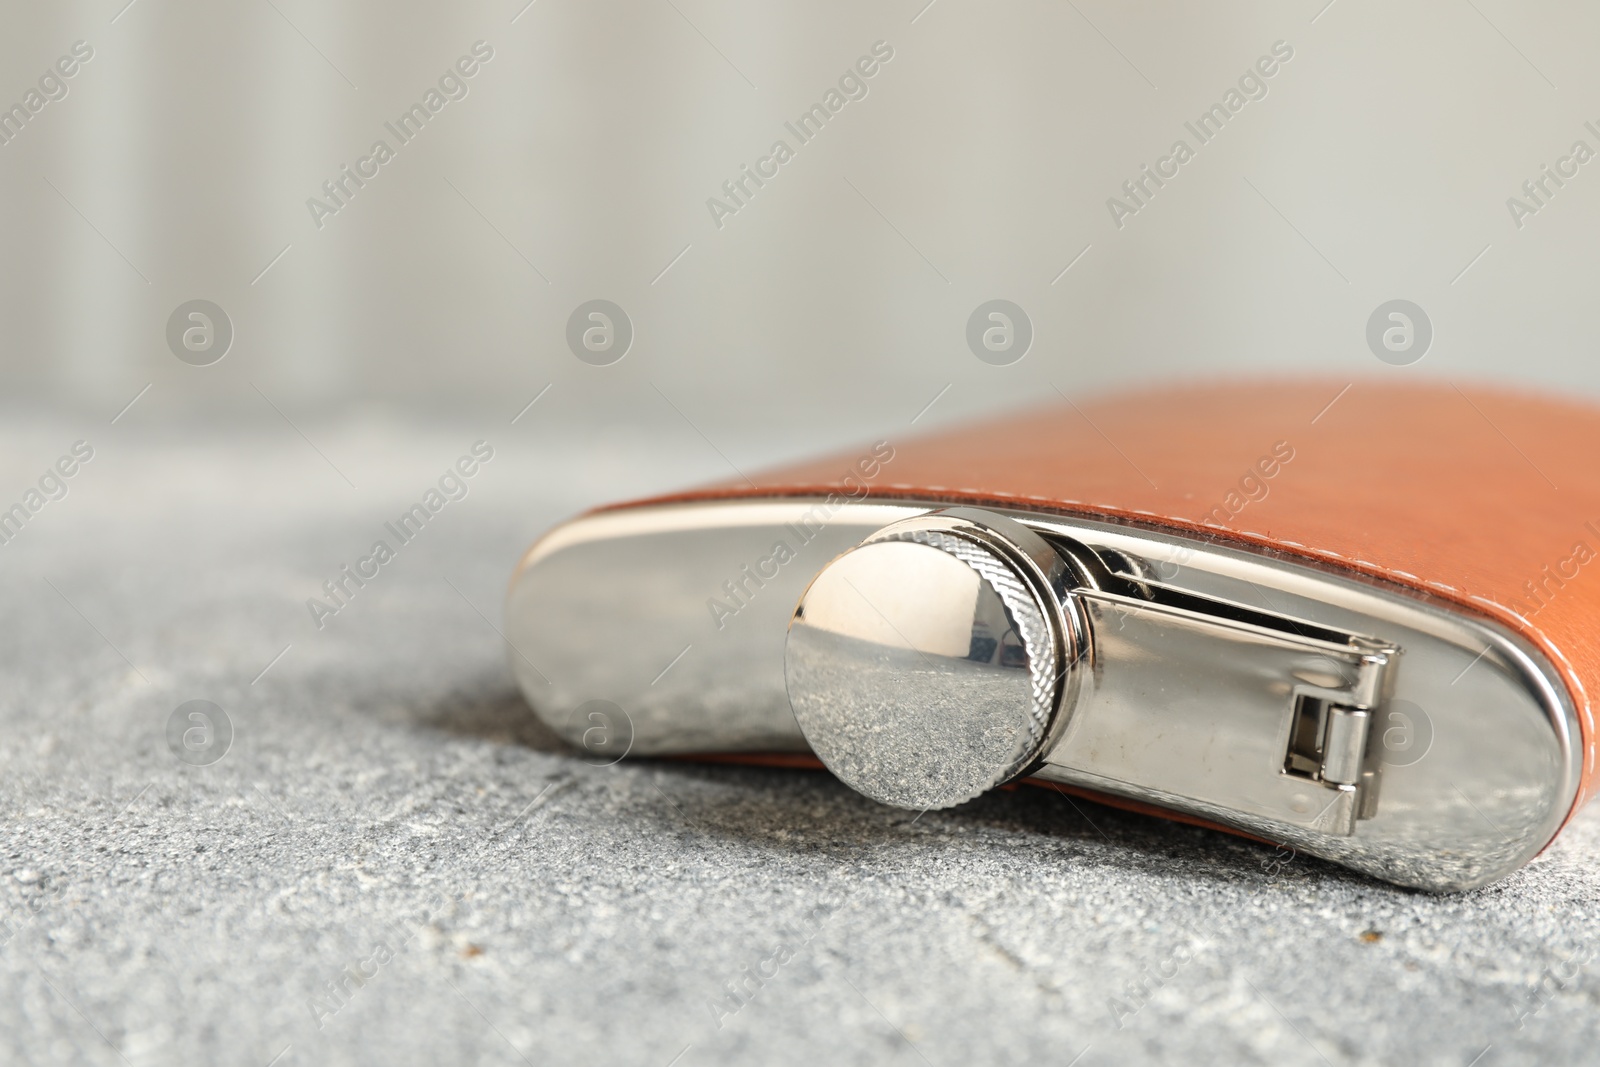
xmin=617 ymin=380 xmax=1600 ymax=834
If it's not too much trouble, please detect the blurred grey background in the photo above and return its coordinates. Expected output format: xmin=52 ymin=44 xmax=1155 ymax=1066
xmin=5 ymin=0 xmax=1598 ymax=430
xmin=5 ymin=2 xmax=1600 ymax=1066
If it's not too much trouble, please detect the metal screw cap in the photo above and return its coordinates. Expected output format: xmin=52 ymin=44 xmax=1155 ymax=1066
xmin=785 ymin=511 xmax=1073 ymax=810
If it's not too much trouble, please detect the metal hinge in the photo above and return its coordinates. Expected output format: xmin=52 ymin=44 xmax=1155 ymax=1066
xmin=1040 ymin=560 xmax=1399 ymax=839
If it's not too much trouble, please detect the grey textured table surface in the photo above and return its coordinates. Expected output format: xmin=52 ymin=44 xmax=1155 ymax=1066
xmin=2 ymin=414 xmax=1598 ymax=1067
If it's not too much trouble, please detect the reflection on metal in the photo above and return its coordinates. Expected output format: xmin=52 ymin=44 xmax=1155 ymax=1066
xmin=506 ymin=498 xmax=1581 ymax=891
xmin=1043 ymin=585 xmax=1395 ymax=839
xmin=786 ymin=511 xmax=1079 ymax=811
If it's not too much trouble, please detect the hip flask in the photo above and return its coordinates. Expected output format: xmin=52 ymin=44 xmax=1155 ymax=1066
xmin=505 ymin=382 xmax=1599 ymax=890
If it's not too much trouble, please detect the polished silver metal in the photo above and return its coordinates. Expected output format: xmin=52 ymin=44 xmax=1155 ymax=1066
xmin=785 ymin=510 xmax=1399 ymax=837
xmin=505 ymin=497 xmax=1583 ymax=891
xmin=785 ymin=512 xmax=1076 ymax=810
xmin=1050 ymin=585 xmax=1395 ymax=838
xmin=1320 ymin=707 xmax=1370 ymax=786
